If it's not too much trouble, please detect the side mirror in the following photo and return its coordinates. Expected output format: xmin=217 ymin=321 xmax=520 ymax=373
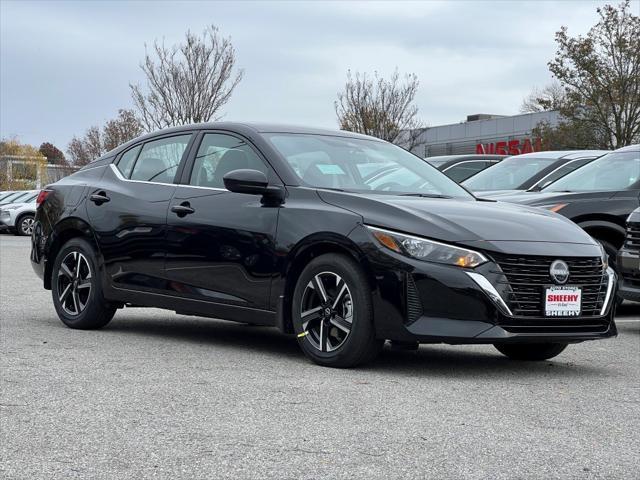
xmin=223 ymin=169 xmax=285 ymax=205
xmin=223 ymin=169 xmax=268 ymax=195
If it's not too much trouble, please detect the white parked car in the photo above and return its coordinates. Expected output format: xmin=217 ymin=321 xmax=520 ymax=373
xmin=0 ymin=191 xmax=38 ymax=236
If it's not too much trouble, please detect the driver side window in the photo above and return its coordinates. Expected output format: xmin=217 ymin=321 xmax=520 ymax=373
xmin=190 ymin=134 xmax=268 ymax=189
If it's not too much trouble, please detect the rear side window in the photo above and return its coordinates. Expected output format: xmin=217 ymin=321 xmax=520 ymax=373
xmin=535 ymin=158 xmax=593 ymax=190
xmin=116 ymin=145 xmax=141 ymax=178
xmin=130 ymin=134 xmax=192 ymax=183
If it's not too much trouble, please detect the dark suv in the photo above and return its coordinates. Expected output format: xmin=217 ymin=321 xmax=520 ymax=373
xmin=31 ymin=123 xmax=617 ymax=367
xmin=618 ymin=208 xmax=640 ymax=302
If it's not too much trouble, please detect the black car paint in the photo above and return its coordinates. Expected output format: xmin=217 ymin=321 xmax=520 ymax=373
xmin=617 ymin=208 xmax=640 ymax=301
xmin=485 ymin=189 xmax=640 ymax=253
xmin=31 ymin=123 xmax=617 ymax=345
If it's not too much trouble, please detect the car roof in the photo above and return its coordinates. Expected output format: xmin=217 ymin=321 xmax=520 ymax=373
xmin=100 ymin=122 xmax=383 ymax=160
xmin=506 ymin=150 xmax=609 ymax=160
xmin=426 ymin=154 xmax=506 ymax=161
xmin=615 ymin=144 xmax=639 ymax=153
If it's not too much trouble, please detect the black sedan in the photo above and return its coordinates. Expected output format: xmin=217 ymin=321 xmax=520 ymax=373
xmin=485 ymin=145 xmax=640 ymax=274
xmin=462 ymin=150 xmax=608 ymax=196
xmin=31 ymin=123 xmax=617 ymax=367
xmin=427 ymin=154 xmax=506 ymax=182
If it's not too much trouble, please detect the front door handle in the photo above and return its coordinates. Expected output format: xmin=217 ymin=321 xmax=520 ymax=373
xmin=171 ymin=203 xmax=195 ymax=217
xmin=89 ymin=192 xmax=110 ymax=205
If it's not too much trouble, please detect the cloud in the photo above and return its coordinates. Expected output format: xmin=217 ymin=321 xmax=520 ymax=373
xmin=0 ymin=0 xmax=621 ymax=149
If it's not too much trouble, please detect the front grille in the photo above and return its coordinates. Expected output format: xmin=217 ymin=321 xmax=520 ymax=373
xmin=490 ymin=254 xmax=608 ymax=319
xmin=623 ymin=224 xmax=640 ymax=253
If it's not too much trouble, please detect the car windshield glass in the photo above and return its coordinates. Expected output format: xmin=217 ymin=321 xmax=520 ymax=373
xmin=462 ymin=156 xmax=557 ymax=191
xmin=543 ymin=151 xmax=640 ymax=192
xmin=427 ymin=158 xmax=451 ymax=167
xmin=266 ymin=134 xmax=473 ymax=198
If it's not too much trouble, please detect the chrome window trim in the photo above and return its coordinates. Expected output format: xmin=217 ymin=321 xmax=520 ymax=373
xmin=442 ymin=160 xmax=494 ymax=173
xmin=109 ymin=164 xmax=177 ymax=187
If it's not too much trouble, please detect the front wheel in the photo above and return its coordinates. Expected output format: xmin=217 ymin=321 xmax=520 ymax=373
xmin=292 ymin=253 xmax=383 ymax=368
xmin=51 ymin=238 xmax=117 ymax=329
xmin=494 ymin=343 xmax=568 ymax=361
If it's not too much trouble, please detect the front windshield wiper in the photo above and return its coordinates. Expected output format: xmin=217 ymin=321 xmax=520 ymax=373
xmin=398 ymin=193 xmax=453 ymax=199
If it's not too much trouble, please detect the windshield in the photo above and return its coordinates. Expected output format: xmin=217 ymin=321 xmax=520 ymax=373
xmin=462 ymin=156 xmax=557 ymax=191
xmin=544 ymin=150 xmax=640 ymax=192
xmin=266 ymin=134 xmax=473 ymax=198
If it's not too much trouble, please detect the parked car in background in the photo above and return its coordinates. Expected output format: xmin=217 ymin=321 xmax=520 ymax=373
xmin=0 ymin=193 xmax=38 ymax=235
xmin=427 ymin=154 xmax=506 ymax=183
xmin=0 ymin=190 xmax=38 ymax=206
xmin=31 ymin=123 xmax=617 ymax=368
xmin=486 ymin=145 xmax=640 ymax=282
xmin=617 ymin=208 xmax=640 ymax=302
xmin=462 ymin=150 xmax=608 ymax=196
xmin=0 ymin=191 xmax=17 ymax=202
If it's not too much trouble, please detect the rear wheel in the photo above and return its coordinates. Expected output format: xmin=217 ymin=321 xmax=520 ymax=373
xmin=51 ymin=238 xmax=116 ymax=329
xmin=15 ymin=214 xmax=34 ymax=236
xmin=494 ymin=342 xmax=568 ymax=361
xmin=292 ymin=254 xmax=383 ymax=368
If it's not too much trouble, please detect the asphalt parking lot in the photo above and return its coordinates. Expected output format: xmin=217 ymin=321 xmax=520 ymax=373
xmin=1 ymin=234 xmax=639 ymax=480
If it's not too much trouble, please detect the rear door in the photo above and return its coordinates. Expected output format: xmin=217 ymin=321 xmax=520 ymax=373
xmin=164 ymin=131 xmax=282 ymax=322
xmin=86 ymin=133 xmax=195 ymax=294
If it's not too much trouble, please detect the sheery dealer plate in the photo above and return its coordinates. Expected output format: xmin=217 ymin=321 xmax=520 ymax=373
xmin=545 ymin=286 xmax=582 ymax=317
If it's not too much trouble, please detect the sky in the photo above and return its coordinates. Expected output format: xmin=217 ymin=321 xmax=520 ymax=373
xmin=0 ymin=0 xmax=629 ymax=151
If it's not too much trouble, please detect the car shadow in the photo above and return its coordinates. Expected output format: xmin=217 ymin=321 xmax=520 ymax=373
xmin=99 ymin=313 xmax=613 ymax=379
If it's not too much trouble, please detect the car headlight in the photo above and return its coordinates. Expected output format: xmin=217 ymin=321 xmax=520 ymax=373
xmin=366 ymin=225 xmax=488 ymax=268
xmin=540 ymin=203 xmax=568 ymax=213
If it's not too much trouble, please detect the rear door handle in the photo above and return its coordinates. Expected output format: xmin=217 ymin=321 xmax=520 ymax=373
xmin=89 ymin=192 xmax=110 ymax=205
xmin=171 ymin=203 xmax=195 ymax=217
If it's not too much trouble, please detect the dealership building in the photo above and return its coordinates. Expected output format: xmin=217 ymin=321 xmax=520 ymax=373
xmin=410 ymin=110 xmax=560 ymax=158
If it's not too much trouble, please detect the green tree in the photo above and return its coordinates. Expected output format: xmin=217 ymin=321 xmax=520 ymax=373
xmin=547 ymin=1 xmax=640 ymax=148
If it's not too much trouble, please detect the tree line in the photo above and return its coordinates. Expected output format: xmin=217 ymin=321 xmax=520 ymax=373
xmin=4 ymin=1 xmax=638 ymax=165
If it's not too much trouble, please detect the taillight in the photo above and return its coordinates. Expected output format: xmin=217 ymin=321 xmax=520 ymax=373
xmin=36 ymin=189 xmax=52 ymax=206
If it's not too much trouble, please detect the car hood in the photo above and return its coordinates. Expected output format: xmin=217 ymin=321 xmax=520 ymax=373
xmin=317 ymin=190 xmax=597 ymax=246
xmin=472 ymin=189 xmax=524 ymax=198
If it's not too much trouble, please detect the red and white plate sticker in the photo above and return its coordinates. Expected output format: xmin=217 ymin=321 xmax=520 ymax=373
xmin=545 ymin=286 xmax=581 ymax=317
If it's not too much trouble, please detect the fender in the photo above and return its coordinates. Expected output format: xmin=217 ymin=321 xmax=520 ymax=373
xmin=577 ymin=219 xmax=626 ymax=238
xmin=43 ymin=216 xmax=103 ymax=289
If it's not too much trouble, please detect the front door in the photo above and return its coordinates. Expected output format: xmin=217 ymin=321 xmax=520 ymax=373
xmin=164 ymin=132 xmax=282 ymax=322
xmin=86 ymin=133 xmax=194 ymax=294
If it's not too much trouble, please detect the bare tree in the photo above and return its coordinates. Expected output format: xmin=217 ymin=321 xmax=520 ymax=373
xmin=548 ymin=0 xmax=640 ymax=148
xmin=335 ymin=69 xmax=424 ymax=148
xmin=103 ymin=109 xmax=144 ymax=151
xmin=520 ymin=81 xmax=567 ymax=113
xmin=67 ymin=109 xmax=143 ymax=165
xmin=130 ymin=25 xmax=243 ymax=132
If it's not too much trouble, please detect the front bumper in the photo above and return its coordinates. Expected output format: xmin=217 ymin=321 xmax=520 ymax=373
xmin=617 ymin=247 xmax=640 ymax=302
xmin=352 ymin=230 xmax=617 ymax=344
xmin=0 ymin=210 xmax=16 ymax=230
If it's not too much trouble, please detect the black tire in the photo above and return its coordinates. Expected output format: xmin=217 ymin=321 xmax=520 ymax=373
xmin=15 ymin=213 xmax=34 ymax=236
xmin=292 ymin=253 xmax=383 ymax=368
xmin=51 ymin=237 xmax=117 ymax=329
xmin=598 ymin=239 xmax=624 ymax=307
xmin=494 ymin=343 xmax=568 ymax=361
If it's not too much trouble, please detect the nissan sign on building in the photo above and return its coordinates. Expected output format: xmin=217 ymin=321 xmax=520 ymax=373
xmin=411 ymin=110 xmax=560 ymax=157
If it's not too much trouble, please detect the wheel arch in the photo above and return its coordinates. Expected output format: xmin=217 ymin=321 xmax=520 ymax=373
xmin=44 ymin=217 xmax=99 ymax=290
xmin=577 ymin=218 xmax=626 ymax=250
xmin=276 ymin=232 xmax=374 ymax=334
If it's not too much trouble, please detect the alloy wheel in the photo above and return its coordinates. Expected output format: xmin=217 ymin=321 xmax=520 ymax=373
xmin=21 ymin=217 xmax=34 ymax=235
xmin=57 ymin=251 xmax=92 ymax=316
xmin=300 ymin=271 xmax=353 ymax=352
